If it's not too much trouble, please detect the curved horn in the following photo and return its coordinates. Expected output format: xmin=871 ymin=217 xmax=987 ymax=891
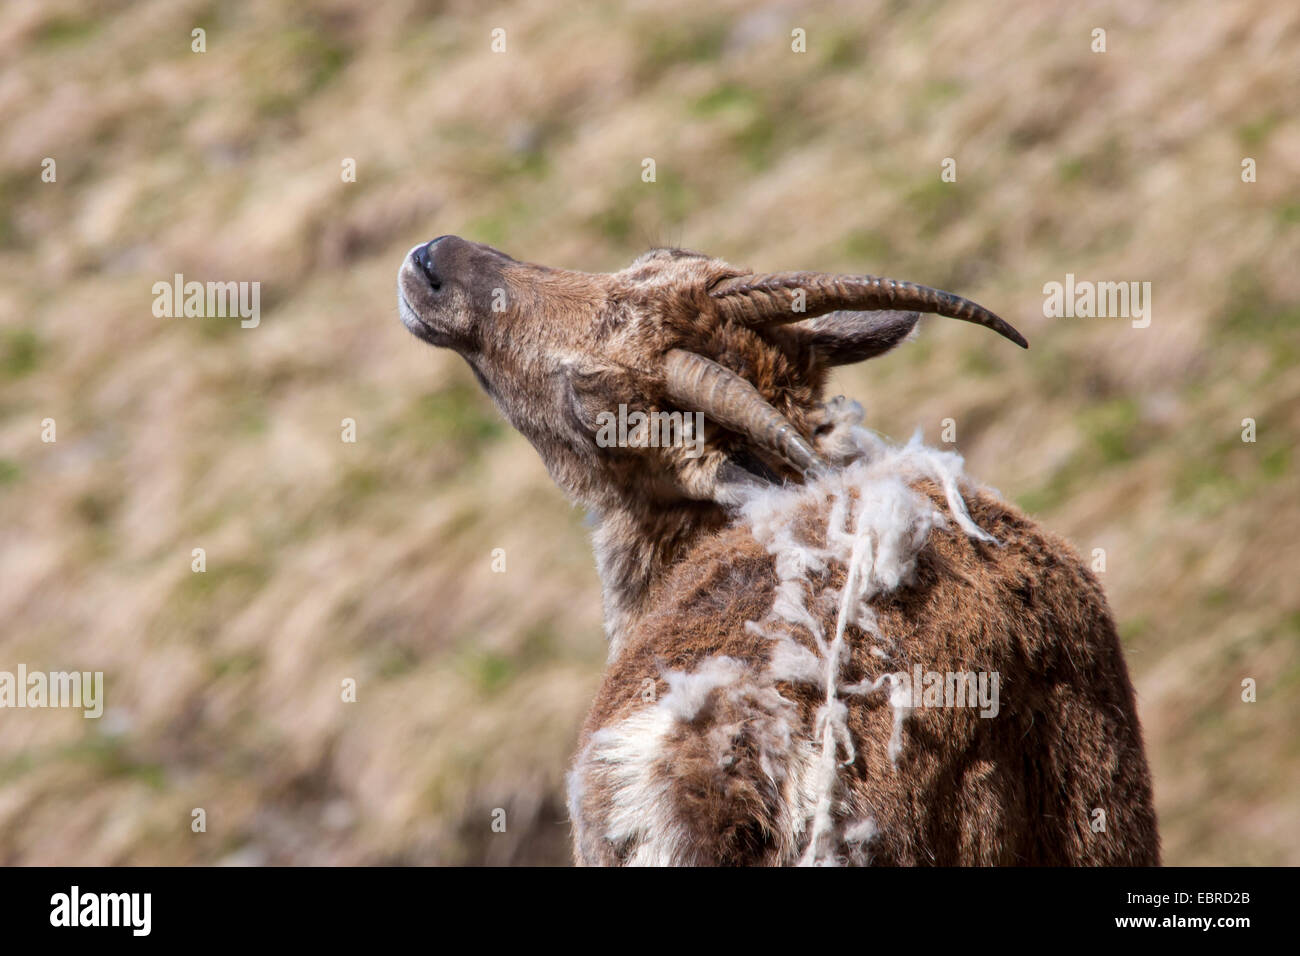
xmin=711 ymin=273 xmax=1028 ymax=348
xmin=663 ymin=349 xmax=825 ymax=476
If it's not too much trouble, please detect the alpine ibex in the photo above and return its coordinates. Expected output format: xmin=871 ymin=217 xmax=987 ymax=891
xmin=396 ymin=236 xmax=1159 ymax=866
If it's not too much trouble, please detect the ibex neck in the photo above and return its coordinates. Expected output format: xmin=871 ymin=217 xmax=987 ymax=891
xmin=591 ymin=501 xmax=727 ymax=655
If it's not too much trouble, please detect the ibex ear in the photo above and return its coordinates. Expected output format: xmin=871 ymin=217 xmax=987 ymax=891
xmin=556 ymin=364 xmax=613 ymax=452
xmin=678 ymin=447 xmax=780 ymax=506
xmin=557 ymin=362 xmax=659 ymax=452
xmin=791 ymin=310 xmax=919 ymax=366
xmin=716 ymin=449 xmax=780 ymax=489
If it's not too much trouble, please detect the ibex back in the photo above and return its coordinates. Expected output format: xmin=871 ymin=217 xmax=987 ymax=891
xmin=396 ymin=236 xmax=1159 ymax=866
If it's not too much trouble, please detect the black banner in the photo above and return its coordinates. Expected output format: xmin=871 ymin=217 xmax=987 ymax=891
xmin=0 ymin=865 xmax=1276 ymax=942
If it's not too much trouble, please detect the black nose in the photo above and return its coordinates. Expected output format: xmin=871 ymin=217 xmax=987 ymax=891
xmin=414 ymin=236 xmax=450 ymax=288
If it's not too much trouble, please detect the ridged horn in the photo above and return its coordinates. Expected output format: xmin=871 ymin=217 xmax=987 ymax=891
xmin=663 ymin=349 xmax=825 ymax=476
xmin=710 ymin=272 xmax=1028 ymax=348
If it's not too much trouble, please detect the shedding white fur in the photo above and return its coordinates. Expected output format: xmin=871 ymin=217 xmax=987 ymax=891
xmin=737 ymin=424 xmax=996 ymax=865
xmin=569 ymin=654 xmax=819 ymax=865
xmin=569 ymin=424 xmax=995 ymax=866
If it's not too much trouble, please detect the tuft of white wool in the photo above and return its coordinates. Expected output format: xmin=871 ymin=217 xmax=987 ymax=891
xmin=842 ymin=816 xmax=879 ymax=866
xmin=659 ymin=655 xmax=747 ymax=722
xmin=571 ymin=424 xmax=996 ymax=865
xmin=567 ymin=705 xmax=690 ymax=865
xmin=734 ymin=423 xmax=996 ymax=865
xmin=570 ymin=654 xmax=819 ymax=865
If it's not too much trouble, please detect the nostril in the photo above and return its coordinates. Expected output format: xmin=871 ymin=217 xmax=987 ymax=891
xmin=414 ymin=240 xmax=441 ymax=289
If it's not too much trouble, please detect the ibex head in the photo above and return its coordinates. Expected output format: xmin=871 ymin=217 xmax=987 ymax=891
xmin=397 ymin=236 xmax=1025 ymax=514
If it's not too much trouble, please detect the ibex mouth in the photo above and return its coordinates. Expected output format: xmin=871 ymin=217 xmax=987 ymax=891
xmin=396 ymin=286 xmax=432 ymax=338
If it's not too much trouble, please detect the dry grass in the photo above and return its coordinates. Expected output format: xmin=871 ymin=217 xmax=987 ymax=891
xmin=1 ymin=0 xmax=1297 ymax=864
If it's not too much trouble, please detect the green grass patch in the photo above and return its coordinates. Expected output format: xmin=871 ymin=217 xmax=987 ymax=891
xmin=455 ymin=648 xmax=516 ymax=695
xmin=398 ymin=382 xmax=506 ymax=457
xmin=339 ymin=464 xmax=384 ymax=500
xmin=0 ymin=752 xmax=36 ymax=784
xmin=959 ymin=346 xmax=1002 ymax=378
xmin=377 ymin=645 xmax=420 ymax=679
xmin=462 ymin=210 xmax=518 ymax=248
xmin=284 ymin=27 xmax=350 ymax=93
xmin=593 ymin=196 xmax=635 ymax=244
xmin=1171 ymin=455 xmax=1238 ymax=512
xmin=452 ymin=621 xmax=562 ymax=696
xmin=820 ymin=31 xmax=861 ymax=70
xmin=1236 ymin=114 xmax=1280 ymax=148
xmin=841 ymin=229 xmax=894 ymax=264
xmin=324 ymin=464 xmax=397 ymax=524
xmin=34 ymin=15 xmax=100 ymax=48
xmin=1214 ymin=267 xmax=1300 ymax=342
xmin=1056 ymin=157 xmax=1085 ymax=184
xmin=653 ymin=169 xmax=696 ymax=223
xmin=439 ymin=503 xmax=487 ymax=543
xmin=1077 ymin=135 xmax=1126 ymax=189
xmin=1260 ymin=443 xmax=1290 ymax=480
xmin=61 ymin=735 xmax=166 ymax=789
xmin=1119 ymin=614 xmax=1152 ymax=646
xmin=697 ymin=82 xmax=810 ymax=171
xmin=1015 ymin=398 xmax=1147 ymax=514
xmin=177 ymin=559 xmax=272 ymax=604
xmin=1080 ymin=397 xmax=1141 ymax=465
xmin=233 ymin=394 xmax=268 ymax=434
xmin=589 ymin=172 xmax=696 ymax=246
xmin=904 ymin=178 xmax=973 ymax=239
xmin=1168 ymin=430 xmax=1286 ymax=515
xmin=638 ymin=19 xmax=728 ymax=78
xmin=253 ymin=26 xmax=352 ymax=118
xmin=691 ymin=83 xmax=758 ymax=116
xmin=210 ymin=652 xmax=262 ymax=679
xmin=1014 ymin=461 xmax=1078 ymax=515
xmin=1 ymin=329 xmax=44 ymax=379
xmin=194 ymin=315 xmax=244 ymax=340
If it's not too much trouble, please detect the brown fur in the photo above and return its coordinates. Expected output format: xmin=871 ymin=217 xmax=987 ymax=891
xmin=396 ymin=237 xmax=1159 ymax=865
xmin=572 ymin=483 xmax=1158 ymax=865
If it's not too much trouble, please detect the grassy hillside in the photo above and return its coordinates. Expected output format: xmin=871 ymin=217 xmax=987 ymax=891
xmin=1 ymin=0 xmax=1296 ymax=864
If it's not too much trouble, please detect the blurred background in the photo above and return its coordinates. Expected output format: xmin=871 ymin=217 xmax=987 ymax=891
xmin=1 ymin=0 xmax=1297 ymax=865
